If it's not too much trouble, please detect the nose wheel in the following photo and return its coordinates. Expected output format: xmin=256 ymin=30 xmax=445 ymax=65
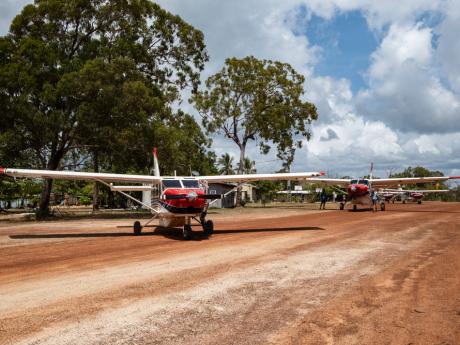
xmin=183 ymin=224 xmax=192 ymax=240
xmin=133 ymin=221 xmax=142 ymax=236
xmin=202 ymin=220 xmax=214 ymax=236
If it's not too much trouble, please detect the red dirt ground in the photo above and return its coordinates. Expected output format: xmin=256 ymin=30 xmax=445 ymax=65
xmin=0 ymin=202 xmax=459 ymax=345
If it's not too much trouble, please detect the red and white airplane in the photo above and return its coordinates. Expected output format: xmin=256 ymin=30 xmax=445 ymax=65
xmin=0 ymin=150 xmax=322 ymax=239
xmin=308 ymin=170 xmax=459 ymax=211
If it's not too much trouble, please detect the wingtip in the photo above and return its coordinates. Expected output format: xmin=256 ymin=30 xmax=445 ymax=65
xmin=319 ymin=171 xmax=326 ymax=176
xmin=449 ymin=175 xmax=460 ymax=180
xmin=0 ymin=167 xmax=5 ymax=174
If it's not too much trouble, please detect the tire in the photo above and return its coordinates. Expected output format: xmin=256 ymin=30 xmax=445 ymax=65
xmin=380 ymin=203 xmax=385 ymax=211
xmin=133 ymin=221 xmax=142 ymax=236
xmin=402 ymin=200 xmax=406 ymax=204
xmin=339 ymin=203 xmax=344 ymax=210
xmin=417 ymin=200 xmax=422 ymax=204
xmin=183 ymin=224 xmax=192 ymax=240
xmin=353 ymin=205 xmax=357 ymax=211
xmin=203 ymin=220 xmax=214 ymax=236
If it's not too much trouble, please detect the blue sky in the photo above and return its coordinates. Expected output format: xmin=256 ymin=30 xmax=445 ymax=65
xmin=302 ymin=10 xmax=378 ymax=93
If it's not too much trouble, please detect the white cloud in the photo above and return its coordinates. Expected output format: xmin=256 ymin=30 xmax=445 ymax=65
xmin=357 ymin=22 xmax=460 ymax=133
xmin=436 ymin=0 xmax=460 ymax=93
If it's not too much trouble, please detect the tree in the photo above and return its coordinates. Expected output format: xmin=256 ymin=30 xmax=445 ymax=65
xmin=0 ymin=0 xmax=208 ymax=216
xmin=192 ymin=56 xmax=318 ymax=204
xmin=217 ymin=153 xmax=235 ymax=175
xmin=389 ymin=166 xmax=447 ymax=196
xmin=390 ymin=166 xmax=444 ymax=179
xmin=238 ymin=157 xmax=256 ymax=174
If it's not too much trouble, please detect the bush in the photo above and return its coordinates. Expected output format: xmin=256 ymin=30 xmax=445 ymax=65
xmin=79 ymin=196 xmax=92 ymax=206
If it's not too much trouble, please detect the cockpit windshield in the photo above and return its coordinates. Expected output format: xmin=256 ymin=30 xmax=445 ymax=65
xmin=182 ymin=179 xmax=200 ymax=188
xmin=350 ymin=179 xmax=369 ymax=185
xmin=162 ymin=179 xmax=182 ymax=188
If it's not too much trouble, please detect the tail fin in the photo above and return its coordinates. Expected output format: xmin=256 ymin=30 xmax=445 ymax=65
xmin=369 ymin=162 xmax=374 ymax=191
xmin=153 ymin=148 xmax=160 ymax=177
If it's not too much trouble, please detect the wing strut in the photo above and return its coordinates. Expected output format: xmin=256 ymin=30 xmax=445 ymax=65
xmin=96 ymin=179 xmax=159 ymax=216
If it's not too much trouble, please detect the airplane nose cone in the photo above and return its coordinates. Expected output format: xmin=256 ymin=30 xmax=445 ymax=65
xmin=187 ymin=191 xmax=198 ymax=201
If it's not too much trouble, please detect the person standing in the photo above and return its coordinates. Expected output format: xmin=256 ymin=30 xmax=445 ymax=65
xmin=320 ymin=189 xmax=327 ymax=210
xmin=371 ymin=190 xmax=379 ymax=212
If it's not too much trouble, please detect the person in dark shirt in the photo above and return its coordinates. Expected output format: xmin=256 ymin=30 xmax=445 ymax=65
xmin=320 ymin=190 xmax=327 ymax=210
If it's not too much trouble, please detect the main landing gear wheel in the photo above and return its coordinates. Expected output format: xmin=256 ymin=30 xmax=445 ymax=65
xmin=353 ymin=205 xmax=357 ymax=211
xmin=380 ymin=202 xmax=386 ymax=211
xmin=418 ymin=200 xmax=422 ymax=204
xmin=339 ymin=203 xmax=345 ymax=210
xmin=203 ymin=220 xmax=214 ymax=236
xmin=183 ymin=224 xmax=192 ymax=240
xmin=133 ymin=221 xmax=142 ymax=236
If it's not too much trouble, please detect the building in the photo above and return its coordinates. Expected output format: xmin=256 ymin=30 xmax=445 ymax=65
xmin=208 ymin=183 xmax=258 ymax=208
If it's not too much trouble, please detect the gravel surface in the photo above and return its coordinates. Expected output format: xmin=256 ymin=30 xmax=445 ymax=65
xmin=0 ymin=202 xmax=459 ymax=345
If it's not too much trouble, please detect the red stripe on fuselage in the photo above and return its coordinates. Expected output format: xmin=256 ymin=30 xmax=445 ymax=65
xmin=162 ymin=188 xmax=207 ymax=210
xmin=347 ymin=183 xmax=369 ymax=198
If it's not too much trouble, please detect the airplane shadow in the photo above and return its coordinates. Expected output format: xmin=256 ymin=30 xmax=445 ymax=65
xmin=385 ymin=209 xmax=460 ymax=214
xmin=9 ymin=226 xmax=324 ymax=242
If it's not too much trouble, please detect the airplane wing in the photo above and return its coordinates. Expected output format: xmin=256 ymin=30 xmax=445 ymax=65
xmin=199 ymin=172 xmax=322 ymax=183
xmin=381 ymin=188 xmax=450 ymax=193
xmin=0 ymin=167 xmax=162 ymax=184
xmin=370 ymin=176 xmax=460 ymax=188
xmin=302 ymin=178 xmax=351 ymax=186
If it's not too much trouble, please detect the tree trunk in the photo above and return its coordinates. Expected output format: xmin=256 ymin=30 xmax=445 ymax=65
xmin=38 ymin=179 xmax=53 ymax=217
xmin=92 ymin=151 xmax=99 ymax=211
xmin=38 ymin=154 xmax=62 ymax=218
xmin=235 ymin=145 xmax=246 ymax=207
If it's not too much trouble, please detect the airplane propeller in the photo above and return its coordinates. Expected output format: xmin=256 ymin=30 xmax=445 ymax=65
xmin=162 ymin=193 xmax=222 ymax=200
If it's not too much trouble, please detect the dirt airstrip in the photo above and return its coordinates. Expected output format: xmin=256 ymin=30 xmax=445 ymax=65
xmin=0 ymin=202 xmax=459 ymax=345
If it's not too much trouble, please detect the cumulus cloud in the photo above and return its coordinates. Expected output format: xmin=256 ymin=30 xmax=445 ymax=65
xmin=436 ymin=0 xmax=460 ymax=94
xmin=320 ymin=128 xmax=339 ymax=141
xmin=357 ymin=22 xmax=460 ymax=133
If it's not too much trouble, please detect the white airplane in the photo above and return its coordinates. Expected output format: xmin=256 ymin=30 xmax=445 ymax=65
xmin=0 ymin=150 xmax=322 ymax=239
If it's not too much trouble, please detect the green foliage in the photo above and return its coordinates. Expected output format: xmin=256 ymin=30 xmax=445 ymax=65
xmin=0 ymin=0 xmax=212 ymax=211
xmin=79 ymin=196 xmax=92 ymax=206
xmin=390 ymin=166 xmax=444 ymax=179
xmin=389 ymin=166 xmax=447 ymax=193
xmin=238 ymin=157 xmax=256 ymax=174
xmin=191 ymin=56 xmax=318 ymax=172
xmin=255 ymin=180 xmax=282 ymax=206
xmin=217 ymin=153 xmax=235 ymax=175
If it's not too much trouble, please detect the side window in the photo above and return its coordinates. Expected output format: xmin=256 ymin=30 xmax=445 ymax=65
xmin=209 ymin=190 xmax=216 ymax=195
xmin=182 ymin=179 xmax=200 ymax=188
xmin=162 ymin=179 xmax=183 ymax=188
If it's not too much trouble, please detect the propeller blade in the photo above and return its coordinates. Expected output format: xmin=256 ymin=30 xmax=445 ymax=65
xmin=198 ymin=194 xmax=223 ymax=200
xmin=162 ymin=194 xmax=188 ymax=200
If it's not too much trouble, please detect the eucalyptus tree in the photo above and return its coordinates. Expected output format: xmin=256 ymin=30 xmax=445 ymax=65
xmin=0 ymin=0 xmax=208 ymax=215
xmin=192 ymin=56 xmax=318 ymax=204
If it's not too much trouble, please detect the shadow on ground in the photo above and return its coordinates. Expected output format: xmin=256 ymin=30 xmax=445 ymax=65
xmin=9 ymin=226 xmax=324 ymax=241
